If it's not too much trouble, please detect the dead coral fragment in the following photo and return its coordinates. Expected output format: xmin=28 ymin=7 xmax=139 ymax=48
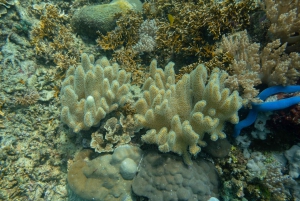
xmin=14 ymin=90 xmax=40 ymax=106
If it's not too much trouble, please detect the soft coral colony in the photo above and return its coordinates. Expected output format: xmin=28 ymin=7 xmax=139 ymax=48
xmin=61 ymin=53 xmax=242 ymax=165
xmin=58 ymin=0 xmax=300 ymax=165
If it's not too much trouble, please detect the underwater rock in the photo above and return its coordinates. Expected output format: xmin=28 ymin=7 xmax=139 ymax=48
xmin=285 ymin=145 xmax=300 ymax=178
xmin=71 ymin=0 xmax=143 ymax=39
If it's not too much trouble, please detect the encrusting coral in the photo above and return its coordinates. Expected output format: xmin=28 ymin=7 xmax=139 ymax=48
xmin=134 ymin=59 xmax=243 ymax=165
xmin=60 ymin=53 xmax=132 ymax=133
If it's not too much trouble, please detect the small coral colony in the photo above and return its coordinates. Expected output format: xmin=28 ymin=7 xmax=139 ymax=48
xmin=0 ymin=0 xmax=300 ymax=200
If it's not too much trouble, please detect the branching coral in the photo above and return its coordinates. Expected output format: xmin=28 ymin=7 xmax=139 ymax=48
xmin=31 ymin=4 xmax=82 ymax=72
xmin=132 ymin=19 xmax=158 ymax=53
xmin=151 ymin=0 xmax=257 ymax=61
xmin=112 ymin=47 xmax=149 ymax=86
xmin=97 ymin=0 xmax=257 ymax=74
xmin=96 ymin=11 xmax=150 ymax=85
xmin=217 ymin=30 xmax=261 ymax=100
xmin=96 ymin=10 xmax=143 ymax=51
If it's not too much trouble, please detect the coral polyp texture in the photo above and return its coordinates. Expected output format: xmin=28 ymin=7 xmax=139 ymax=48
xmin=60 ymin=53 xmax=131 ymax=133
xmin=134 ymin=60 xmax=243 ymax=165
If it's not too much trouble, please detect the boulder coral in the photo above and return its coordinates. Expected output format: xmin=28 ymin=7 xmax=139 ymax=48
xmin=67 ymin=145 xmax=142 ymax=201
xmin=71 ymin=0 xmax=143 ymax=38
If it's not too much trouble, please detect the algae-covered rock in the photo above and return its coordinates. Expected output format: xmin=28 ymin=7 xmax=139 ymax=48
xmin=67 ymin=145 xmax=142 ymax=201
xmin=71 ymin=0 xmax=143 ymax=39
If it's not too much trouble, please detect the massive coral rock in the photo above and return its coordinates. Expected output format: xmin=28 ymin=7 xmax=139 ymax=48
xmin=134 ymin=60 xmax=242 ymax=165
xmin=132 ymin=150 xmax=219 ymax=201
xmin=71 ymin=0 xmax=143 ymax=38
xmin=68 ymin=145 xmax=142 ymax=201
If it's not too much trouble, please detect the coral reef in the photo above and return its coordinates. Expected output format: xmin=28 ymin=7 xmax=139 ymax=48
xmin=96 ymin=0 xmax=259 ymax=83
xmin=1 ymin=0 xmax=300 ymax=200
xmin=67 ymin=145 xmax=142 ymax=201
xmin=149 ymin=0 xmax=257 ymax=62
xmin=132 ymin=150 xmax=220 ymax=201
xmin=134 ymin=60 xmax=242 ymax=165
xmin=60 ymin=53 xmax=132 ymax=132
xmin=0 ymin=79 xmax=73 ymax=200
